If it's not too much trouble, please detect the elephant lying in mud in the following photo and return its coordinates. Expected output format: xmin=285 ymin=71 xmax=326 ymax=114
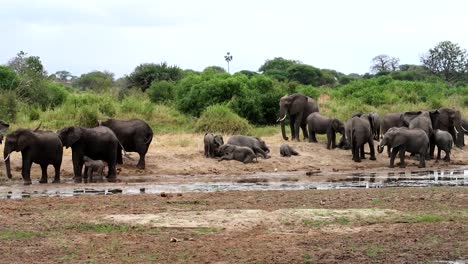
xmin=280 ymin=144 xmax=299 ymax=157
xmin=217 ymin=144 xmax=257 ymax=163
xmin=227 ymin=135 xmax=270 ymax=159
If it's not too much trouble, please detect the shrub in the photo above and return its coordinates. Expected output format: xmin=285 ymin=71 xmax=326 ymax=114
xmin=296 ymin=85 xmax=320 ymax=99
xmin=76 ymin=105 xmax=99 ymax=127
xmin=195 ymin=104 xmax=252 ymax=134
xmin=29 ymin=108 xmax=40 ymax=121
xmin=0 ymin=66 xmax=20 ymax=91
xmin=46 ymin=82 xmax=69 ymax=108
xmin=147 ymin=80 xmax=175 ymax=103
xmin=0 ymin=91 xmax=18 ymax=121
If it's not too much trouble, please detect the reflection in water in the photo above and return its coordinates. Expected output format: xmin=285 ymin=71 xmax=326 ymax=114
xmin=0 ymin=168 xmax=466 ymax=199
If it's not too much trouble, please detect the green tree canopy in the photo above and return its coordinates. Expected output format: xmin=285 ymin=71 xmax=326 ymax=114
xmin=286 ymin=64 xmax=323 ymax=86
xmin=73 ymin=71 xmax=114 ymax=91
xmin=7 ymin=51 xmax=47 ymax=78
xmin=421 ymin=40 xmax=468 ymax=82
xmin=0 ymin=66 xmax=20 ymax=91
xmin=127 ymin=62 xmax=183 ymax=91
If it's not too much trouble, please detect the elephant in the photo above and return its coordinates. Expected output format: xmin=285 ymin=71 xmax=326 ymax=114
xmin=280 ymin=144 xmax=299 ymax=157
xmin=3 ymin=128 xmax=63 ymax=185
xmin=58 ymin=126 xmax=118 ymax=183
xmin=0 ymin=120 xmax=9 ymax=144
xmin=98 ymin=118 xmax=153 ymax=169
xmin=277 ymin=93 xmax=319 ymax=141
xmin=346 ymin=113 xmax=376 ymax=162
xmin=217 ymin=144 xmax=257 ymax=163
xmin=429 ymin=108 xmax=463 ymax=150
xmin=306 ymin=112 xmax=344 ymax=149
xmin=204 ymin=133 xmax=224 ymax=158
xmin=454 ymin=118 xmax=468 ymax=147
xmin=380 ymin=112 xmax=405 ymax=156
xmin=83 ymin=156 xmax=107 ymax=183
xmin=337 ymin=134 xmax=350 ymax=150
xmin=401 ymin=110 xmax=434 ymax=158
xmin=227 ymin=135 xmax=270 ymax=159
xmin=378 ymin=127 xmax=429 ymax=168
xmin=434 ymin=129 xmax=453 ymax=162
xmin=369 ymin=112 xmax=381 ymax=141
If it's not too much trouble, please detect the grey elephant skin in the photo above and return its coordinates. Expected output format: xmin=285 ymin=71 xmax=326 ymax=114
xmin=58 ymin=126 xmax=118 ymax=183
xmin=430 ymin=108 xmax=462 ymax=149
xmin=369 ymin=112 xmax=381 ymax=141
xmin=83 ymin=156 xmax=107 ymax=183
xmin=0 ymin=120 xmax=9 ymax=144
xmin=380 ymin=112 xmax=404 ymax=156
xmin=401 ymin=110 xmax=434 ymax=158
xmin=434 ymin=129 xmax=453 ymax=162
xmin=4 ymin=129 xmax=63 ymax=185
xmin=378 ymin=127 xmax=429 ymax=168
xmin=455 ymin=118 xmax=468 ymax=147
xmin=204 ymin=133 xmax=224 ymax=158
xmin=306 ymin=112 xmax=344 ymax=149
xmin=218 ymin=144 xmax=257 ymax=163
xmin=278 ymin=93 xmax=319 ymax=141
xmin=346 ymin=114 xmax=376 ymax=162
xmin=99 ymin=118 xmax=153 ymax=169
xmin=227 ymin=135 xmax=270 ymax=159
xmin=280 ymin=144 xmax=299 ymax=157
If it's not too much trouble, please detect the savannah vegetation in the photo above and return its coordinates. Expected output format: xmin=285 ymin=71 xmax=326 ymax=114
xmin=0 ymin=40 xmax=467 ymax=135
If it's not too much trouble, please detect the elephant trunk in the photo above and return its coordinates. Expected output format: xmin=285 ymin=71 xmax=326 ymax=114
xmin=4 ymin=147 xmax=12 ymax=179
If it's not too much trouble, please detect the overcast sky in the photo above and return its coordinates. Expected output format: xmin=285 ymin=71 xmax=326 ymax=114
xmin=1 ymin=0 xmax=467 ymax=77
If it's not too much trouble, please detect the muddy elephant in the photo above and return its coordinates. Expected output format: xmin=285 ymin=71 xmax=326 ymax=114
xmin=98 ymin=118 xmax=153 ymax=169
xmin=227 ymin=135 xmax=270 ymax=159
xmin=58 ymin=126 xmax=118 ymax=183
xmin=204 ymin=133 xmax=224 ymax=158
xmin=4 ymin=128 xmax=63 ymax=185
xmin=306 ymin=112 xmax=344 ymax=149
xmin=434 ymin=129 xmax=453 ymax=162
xmin=280 ymin=144 xmax=299 ymax=157
xmin=378 ymin=127 xmax=429 ymax=168
xmin=217 ymin=144 xmax=257 ymax=163
xmin=346 ymin=113 xmax=376 ymax=162
xmin=277 ymin=93 xmax=319 ymax=141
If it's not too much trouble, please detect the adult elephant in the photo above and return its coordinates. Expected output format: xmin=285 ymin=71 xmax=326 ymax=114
xmin=98 ymin=118 xmax=153 ymax=169
xmin=306 ymin=112 xmax=344 ymax=149
xmin=0 ymin=120 xmax=9 ymax=144
xmin=346 ymin=113 xmax=376 ymax=162
xmin=378 ymin=127 xmax=429 ymax=168
xmin=430 ymin=108 xmax=463 ymax=149
xmin=455 ymin=118 xmax=468 ymax=147
xmin=58 ymin=126 xmax=118 ymax=183
xmin=277 ymin=93 xmax=319 ymax=141
xmin=4 ymin=128 xmax=63 ymax=185
xmin=227 ymin=135 xmax=270 ymax=158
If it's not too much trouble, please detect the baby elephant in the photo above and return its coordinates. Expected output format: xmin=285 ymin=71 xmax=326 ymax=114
xmin=434 ymin=129 xmax=453 ymax=162
xmin=280 ymin=144 xmax=299 ymax=157
xmin=227 ymin=135 xmax=270 ymax=159
xmin=204 ymin=133 xmax=224 ymax=158
xmin=217 ymin=144 xmax=257 ymax=163
xmin=83 ymin=156 xmax=107 ymax=183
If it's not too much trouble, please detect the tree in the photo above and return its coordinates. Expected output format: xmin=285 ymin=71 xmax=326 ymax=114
xmin=0 ymin=66 xmax=20 ymax=91
xmin=259 ymin=57 xmax=300 ymax=81
xmin=127 ymin=62 xmax=183 ymax=91
xmin=203 ymin=66 xmax=226 ymax=74
xmin=370 ymin=54 xmax=400 ymax=73
xmin=53 ymin=70 xmax=75 ymax=83
xmin=286 ymin=64 xmax=322 ymax=86
xmin=224 ymin=52 xmax=233 ymax=73
xmin=73 ymin=71 xmax=114 ymax=91
xmin=421 ymin=40 xmax=468 ymax=82
xmin=7 ymin=51 xmax=47 ymax=78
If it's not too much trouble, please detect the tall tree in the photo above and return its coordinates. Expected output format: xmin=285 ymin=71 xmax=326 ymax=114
xmin=370 ymin=54 xmax=399 ymax=73
xmin=7 ymin=51 xmax=47 ymax=78
xmin=421 ymin=40 xmax=468 ymax=82
xmin=127 ymin=62 xmax=183 ymax=91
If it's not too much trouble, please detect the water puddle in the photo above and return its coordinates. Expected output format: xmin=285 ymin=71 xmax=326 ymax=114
xmin=0 ymin=167 xmax=466 ymax=199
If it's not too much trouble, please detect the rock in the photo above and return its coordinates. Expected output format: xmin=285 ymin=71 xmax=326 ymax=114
xmin=170 ymin=237 xmax=178 ymax=242
xmin=161 ymin=192 xmax=167 ymax=197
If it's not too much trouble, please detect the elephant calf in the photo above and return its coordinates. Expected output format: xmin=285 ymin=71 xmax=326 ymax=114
xmin=434 ymin=129 xmax=453 ymax=162
xmin=306 ymin=112 xmax=345 ymax=149
xmin=204 ymin=133 xmax=224 ymax=158
xmin=378 ymin=127 xmax=429 ymax=168
xmin=83 ymin=156 xmax=107 ymax=183
xmin=280 ymin=144 xmax=299 ymax=157
xmin=227 ymin=135 xmax=270 ymax=159
xmin=218 ymin=144 xmax=257 ymax=163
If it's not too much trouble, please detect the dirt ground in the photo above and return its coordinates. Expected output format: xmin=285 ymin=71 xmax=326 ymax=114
xmin=0 ymin=133 xmax=467 ymax=263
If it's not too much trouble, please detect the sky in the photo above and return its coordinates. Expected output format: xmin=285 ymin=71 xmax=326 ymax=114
xmin=1 ymin=0 xmax=467 ymax=78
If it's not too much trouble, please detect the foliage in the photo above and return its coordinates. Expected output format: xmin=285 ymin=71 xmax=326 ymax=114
xmin=73 ymin=71 xmax=114 ymax=91
xmin=127 ymin=62 xmax=183 ymax=91
xmin=7 ymin=51 xmax=47 ymax=78
xmin=259 ymin=57 xmax=300 ymax=81
xmin=203 ymin=66 xmax=226 ymax=74
xmin=0 ymin=91 xmax=18 ymax=121
xmin=421 ymin=40 xmax=468 ymax=82
xmin=147 ymin=80 xmax=175 ymax=103
xmin=370 ymin=54 xmax=400 ymax=73
xmin=286 ymin=64 xmax=323 ymax=86
xmin=0 ymin=66 xmax=20 ymax=91
xmin=46 ymin=82 xmax=69 ymax=108
xmin=195 ymin=104 xmax=252 ymax=134
xmin=295 ymin=85 xmax=321 ymax=99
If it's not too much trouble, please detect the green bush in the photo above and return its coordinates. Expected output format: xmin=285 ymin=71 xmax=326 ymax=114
xmin=0 ymin=66 xmax=20 ymax=91
xmin=0 ymin=91 xmax=18 ymax=121
xmin=195 ymin=104 xmax=252 ymax=134
xmin=76 ymin=105 xmax=99 ymax=127
xmin=46 ymin=82 xmax=69 ymax=108
xmin=29 ymin=108 xmax=40 ymax=121
xmin=147 ymin=80 xmax=175 ymax=103
xmin=296 ymin=85 xmax=320 ymax=99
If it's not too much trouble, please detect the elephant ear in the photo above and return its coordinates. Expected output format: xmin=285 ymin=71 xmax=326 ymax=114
xmin=68 ymin=127 xmax=82 ymax=146
xmin=401 ymin=111 xmax=421 ymax=126
xmin=388 ymin=131 xmax=406 ymax=148
xmin=429 ymin=110 xmax=440 ymax=127
xmin=16 ymin=130 xmax=35 ymax=151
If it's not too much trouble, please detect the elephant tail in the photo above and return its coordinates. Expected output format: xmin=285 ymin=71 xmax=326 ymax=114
xmin=351 ymin=128 xmax=356 ymax=150
xmin=144 ymin=131 xmax=153 ymax=145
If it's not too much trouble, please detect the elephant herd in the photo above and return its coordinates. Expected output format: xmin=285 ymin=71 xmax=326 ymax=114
xmin=277 ymin=93 xmax=468 ymax=169
xmin=0 ymin=119 xmax=153 ymax=185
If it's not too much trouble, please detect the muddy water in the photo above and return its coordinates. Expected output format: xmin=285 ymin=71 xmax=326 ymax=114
xmin=0 ymin=167 xmax=467 ymax=199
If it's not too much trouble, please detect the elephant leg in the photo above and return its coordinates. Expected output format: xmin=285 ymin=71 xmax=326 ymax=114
xmin=310 ymin=132 xmax=318 ymax=143
xmin=389 ymin=148 xmax=399 ymax=168
xmin=106 ymin=156 xmax=117 ymax=182
xmin=253 ymin=147 xmax=270 ymax=159
xmin=117 ymin=145 xmax=123 ymax=164
xmin=204 ymin=145 xmax=209 ymax=157
xmin=289 ymin=118 xmax=296 ymax=141
xmin=429 ymin=141 xmax=435 ymax=160
xmin=398 ymin=148 xmax=406 ymax=168
xmin=83 ymin=167 xmax=89 ymax=183
xmin=39 ymin=164 xmax=48 ymax=184
xmin=368 ymin=139 xmax=376 ymax=160
xmin=72 ymin=152 xmax=83 ymax=183
xmin=360 ymin=145 xmax=366 ymax=159
xmin=21 ymin=158 xmax=32 ymax=185
xmin=294 ymin=116 xmax=302 ymax=141
xmin=436 ymin=147 xmax=441 ymax=160
xmin=387 ymin=146 xmax=392 ymax=158
xmin=218 ymin=154 xmax=233 ymax=162
xmin=52 ymin=163 xmax=61 ymax=183
xmin=330 ymin=132 xmax=337 ymax=149
xmin=353 ymin=145 xmax=361 ymax=162
xmin=301 ymin=124 xmax=308 ymax=141
xmin=444 ymin=150 xmax=450 ymax=162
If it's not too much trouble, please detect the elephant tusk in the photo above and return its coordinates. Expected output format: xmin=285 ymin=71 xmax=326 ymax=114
xmin=277 ymin=115 xmax=287 ymax=122
xmin=462 ymin=126 xmax=467 ymax=132
xmin=454 ymin=126 xmax=459 ymax=135
xmin=4 ymin=153 xmax=10 ymax=162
